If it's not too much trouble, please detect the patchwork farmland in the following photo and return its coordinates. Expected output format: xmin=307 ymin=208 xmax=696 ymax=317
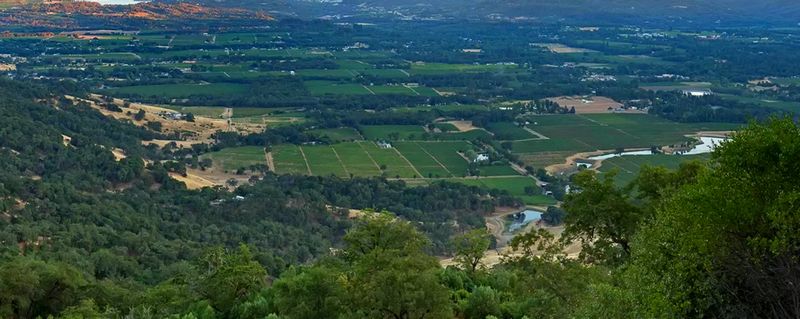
xmin=268 ymin=141 xmax=519 ymax=179
xmin=513 ymin=114 xmax=739 ymax=167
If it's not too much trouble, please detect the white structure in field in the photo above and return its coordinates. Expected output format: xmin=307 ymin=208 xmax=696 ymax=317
xmin=682 ymin=89 xmax=713 ymax=97
xmin=474 ymin=154 xmax=490 ymax=163
xmin=377 ymin=141 xmax=392 ymax=149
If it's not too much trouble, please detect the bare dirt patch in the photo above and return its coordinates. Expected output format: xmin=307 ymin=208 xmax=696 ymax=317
xmin=264 ymin=151 xmax=275 ymax=172
xmin=61 ymin=134 xmax=72 ymax=146
xmin=544 ymin=150 xmax=609 ymax=175
xmin=111 ymin=148 xmax=126 ymax=161
xmin=693 ymin=131 xmax=734 ymax=138
xmin=446 ymin=120 xmax=479 ymax=132
xmin=432 ymin=88 xmax=454 ymax=96
xmin=546 ymin=96 xmax=635 ymax=114
xmin=169 ymin=171 xmax=216 ymax=190
xmin=169 ymin=167 xmax=255 ymax=190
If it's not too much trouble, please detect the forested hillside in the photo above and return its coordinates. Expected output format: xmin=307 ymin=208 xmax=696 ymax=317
xmin=0 ymin=78 xmax=519 ymax=318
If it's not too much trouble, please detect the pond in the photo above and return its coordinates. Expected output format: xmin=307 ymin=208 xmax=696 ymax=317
xmin=507 ymin=209 xmax=543 ymax=233
xmin=587 ymin=136 xmax=728 ymax=161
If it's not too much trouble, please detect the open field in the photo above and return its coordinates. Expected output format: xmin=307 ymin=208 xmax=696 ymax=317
xmin=514 ymin=114 xmax=739 ymax=167
xmin=360 ymin=124 xmax=491 ymax=141
xmin=360 ymin=125 xmax=426 ymax=140
xmin=546 ymin=96 xmax=631 ymax=114
xmin=394 ymin=142 xmax=452 ymax=178
xmin=272 ymin=142 xmax=417 ymax=177
xmin=412 ymin=176 xmax=556 ymax=206
xmin=445 ymin=120 xmax=481 ymax=132
xmin=433 ymin=122 xmax=459 ymax=132
xmin=470 ymin=177 xmax=556 ymax=206
xmin=477 ymin=165 xmax=521 ymax=177
xmin=358 ymin=142 xmax=419 ymax=178
xmin=485 ymin=122 xmax=534 ymax=140
xmin=434 ymin=130 xmax=493 ymax=141
xmin=393 ymin=141 xmax=476 ymax=178
xmin=415 ymin=141 xmax=473 ymax=176
xmin=305 ymin=81 xmax=372 ymax=95
xmin=518 ymin=151 xmax=577 ymax=168
xmin=270 ymin=141 xmax=509 ymax=179
xmin=331 ymin=143 xmax=382 ymax=177
xmin=640 ymin=81 xmax=713 ymax=91
xmin=302 ymin=145 xmax=349 ymax=176
xmin=598 ymin=153 xmax=710 ymax=185
xmin=305 ymin=81 xmax=438 ymax=96
xmin=718 ymin=94 xmax=800 ymax=112
xmin=272 ymin=145 xmax=310 ymax=175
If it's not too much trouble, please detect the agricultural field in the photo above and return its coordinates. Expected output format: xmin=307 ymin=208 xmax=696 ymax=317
xmin=409 ymin=62 xmax=519 ymax=75
xmin=394 ymin=141 xmax=472 ymax=178
xmin=598 ymin=153 xmax=710 ymax=185
xmin=718 ymin=94 xmax=800 ymax=112
xmin=545 ymin=96 xmax=626 ymax=114
xmin=514 ymin=114 xmax=739 ymax=166
xmin=433 ymin=122 xmax=459 ymax=132
xmin=271 ymin=145 xmax=310 ymax=175
xmin=358 ymin=142 xmax=419 ymax=178
xmin=472 ymin=177 xmax=556 ymax=206
xmin=360 ymin=125 xmax=426 ymax=140
xmin=393 ymin=142 xmax=453 ymax=178
xmin=272 ymin=142 xmax=416 ymax=177
xmin=477 ymin=165 xmax=520 ymax=177
xmin=305 ymin=81 xmax=372 ymax=95
xmin=309 ymin=127 xmax=363 ymax=142
xmin=305 ymin=81 xmax=438 ymax=96
xmin=331 ymin=143 xmax=382 ymax=177
xmin=270 ymin=141 xmax=517 ymax=179
xmin=431 ymin=176 xmax=556 ymax=206
xmin=201 ymin=146 xmax=266 ymax=171
xmin=639 ymin=81 xmax=714 ymax=91
xmin=485 ymin=122 xmax=534 ymax=140
xmin=301 ymin=145 xmax=348 ymax=176
xmin=434 ymin=130 xmax=494 ymax=141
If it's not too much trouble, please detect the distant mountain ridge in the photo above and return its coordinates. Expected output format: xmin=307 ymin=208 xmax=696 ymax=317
xmin=0 ymin=0 xmax=272 ymax=28
xmin=177 ymin=0 xmax=800 ymax=25
xmin=339 ymin=0 xmax=800 ymax=24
